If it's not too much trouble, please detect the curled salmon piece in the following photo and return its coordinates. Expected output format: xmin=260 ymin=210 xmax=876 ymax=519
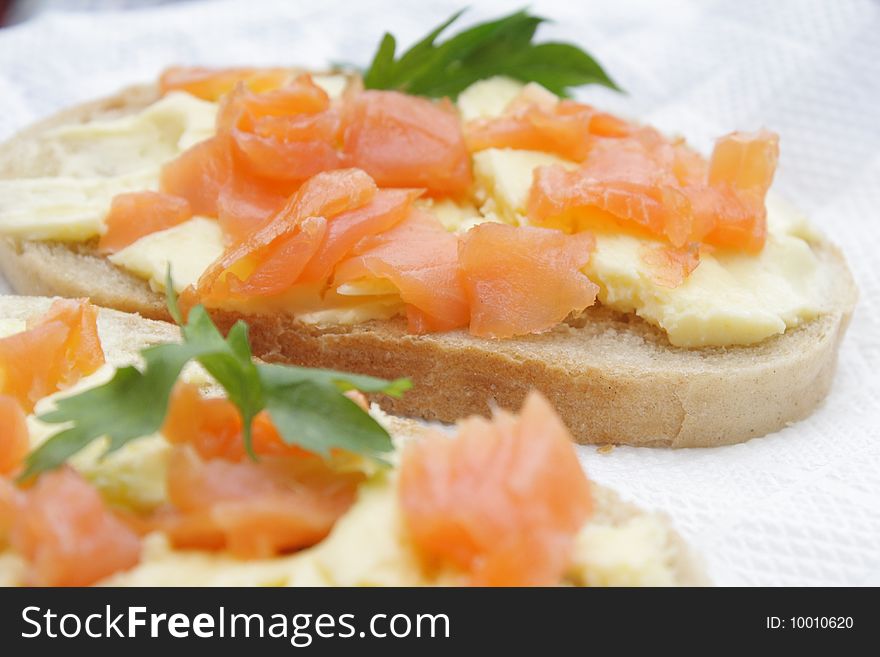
xmin=99 ymin=191 xmax=192 ymax=253
xmin=160 ymin=77 xmax=341 ymax=240
xmin=334 ymin=209 xmax=469 ymax=333
xmin=459 ymin=223 xmax=599 ymax=338
xmin=399 ymin=391 xmax=593 ymax=586
xmin=159 ymin=66 xmax=292 ymax=101
xmin=8 ymin=468 xmax=141 ymax=586
xmin=467 ymin=94 xmax=630 ymax=161
xmin=0 ymin=299 xmax=104 ymax=412
xmin=159 ymin=446 xmax=364 ymax=558
xmin=699 ymin=130 xmax=779 ymax=252
xmin=162 ymin=382 xmax=313 ymax=461
xmin=197 ymin=169 xmax=377 ymax=302
xmin=221 ymin=77 xmax=344 ymax=183
xmin=343 ymin=90 xmax=472 ymax=196
xmin=0 ymin=395 xmax=28 ymax=476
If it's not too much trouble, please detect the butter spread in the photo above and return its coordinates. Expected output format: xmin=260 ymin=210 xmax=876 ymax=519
xmin=108 ymin=216 xmax=225 ymax=293
xmin=568 ymin=515 xmax=677 ymax=586
xmin=0 ymin=318 xmax=26 ymax=338
xmin=0 ymin=92 xmax=217 ymax=241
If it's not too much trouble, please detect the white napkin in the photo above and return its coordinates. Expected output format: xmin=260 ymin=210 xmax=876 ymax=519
xmin=1 ymin=0 xmax=878 ymax=585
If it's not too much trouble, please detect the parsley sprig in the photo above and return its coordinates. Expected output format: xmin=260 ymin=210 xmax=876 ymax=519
xmin=19 ymin=273 xmax=410 ymax=481
xmin=363 ymin=9 xmax=620 ymax=99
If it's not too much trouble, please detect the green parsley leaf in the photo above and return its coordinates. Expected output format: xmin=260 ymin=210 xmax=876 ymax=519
xmin=363 ymin=9 xmax=620 ymax=99
xmin=19 ymin=274 xmax=409 ymax=481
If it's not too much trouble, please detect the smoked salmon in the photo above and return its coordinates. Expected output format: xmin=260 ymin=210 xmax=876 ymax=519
xmin=98 ymin=191 xmax=192 ymax=253
xmin=466 ymin=86 xmax=631 ymax=161
xmin=222 ymin=77 xmax=344 ymax=183
xmin=528 ymin=128 xmax=779 ymax=254
xmin=333 ymin=209 xmax=469 ymax=333
xmin=342 ymin=90 xmax=472 ymax=196
xmin=0 ymin=299 xmax=104 ymax=412
xmin=160 ymin=446 xmax=364 ymax=558
xmin=162 ymin=382 xmax=312 ymax=461
xmin=399 ymin=391 xmax=593 ymax=586
xmin=0 ymin=396 xmax=28 ymax=476
xmin=150 ymin=61 xmax=783 ymax=334
xmin=195 ymin=168 xmax=421 ymax=303
xmin=459 ymin=223 xmax=599 ymax=338
xmin=159 ymin=66 xmax=292 ymax=101
xmin=7 ymin=468 xmax=141 ymax=586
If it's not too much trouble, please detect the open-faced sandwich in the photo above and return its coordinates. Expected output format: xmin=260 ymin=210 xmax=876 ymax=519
xmin=0 ymin=293 xmax=705 ymax=586
xmin=0 ymin=11 xmax=856 ymax=447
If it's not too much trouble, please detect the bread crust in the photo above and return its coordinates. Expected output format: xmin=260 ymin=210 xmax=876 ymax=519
xmin=0 ymin=86 xmax=858 ymax=448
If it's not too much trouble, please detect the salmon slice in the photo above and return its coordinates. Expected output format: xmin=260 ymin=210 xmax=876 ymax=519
xmin=0 ymin=396 xmax=28 ymax=476
xmin=334 ymin=209 xmax=469 ymax=333
xmin=98 ymin=191 xmax=192 ymax=253
xmin=467 ymin=97 xmax=630 ymax=161
xmin=160 ymin=446 xmax=364 ymax=558
xmin=160 ymin=135 xmax=234 ymax=217
xmin=0 ymin=299 xmax=104 ymax=412
xmin=159 ymin=66 xmax=292 ymax=101
xmin=8 ymin=468 xmax=141 ymax=586
xmin=399 ymin=391 xmax=593 ymax=586
xmin=232 ymin=135 xmax=343 ymax=184
xmin=196 ymin=169 xmax=377 ymax=302
xmin=215 ymin=175 xmax=288 ymax=244
xmin=459 ymin=223 xmax=599 ymax=338
xmin=162 ymin=382 xmax=313 ymax=461
xmin=342 ymin=90 xmax=472 ymax=196
xmin=700 ymin=130 xmax=779 ymax=252
xmin=0 ymin=476 xmax=20 ymax=545
xmin=297 ymin=188 xmax=422 ymax=283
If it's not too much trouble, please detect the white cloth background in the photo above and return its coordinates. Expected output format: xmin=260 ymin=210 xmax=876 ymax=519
xmin=0 ymin=0 xmax=877 ymax=585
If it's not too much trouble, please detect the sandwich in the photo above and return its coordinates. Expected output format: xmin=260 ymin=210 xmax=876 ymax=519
xmin=0 ymin=294 xmax=705 ymax=586
xmin=0 ymin=11 xmax=856 ymax=447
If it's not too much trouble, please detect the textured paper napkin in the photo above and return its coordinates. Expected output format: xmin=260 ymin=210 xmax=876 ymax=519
xmin=0 ymin=0 xmax=877 ymax=585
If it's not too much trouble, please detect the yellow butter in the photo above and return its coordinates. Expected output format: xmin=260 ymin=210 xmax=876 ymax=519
xmin=457 ymin=75 xmax=525 ymax=121
xmin=568 ymin=515 xmax=678 ymax=586
xmin=109 ymin=217 xmax=225 ymax=293
xmin=0 ymin=317 xmax=26 ymax=338
xmin=415 ymin=197 xmax=484 ymax=232
xmin=205 ymin=280 xmax=405 ymax=327
xmin=0 ymin=168 xmax=158 ymax=241
xmin=311 ymin=74 xmax=349 ymax=100
xmin=46 ymin=91 xmax=218 ymax=176
xmin=472 ymin=148 xmax=575 ymax=224
xmin=0 ymin=93 xmax=216 ymax=242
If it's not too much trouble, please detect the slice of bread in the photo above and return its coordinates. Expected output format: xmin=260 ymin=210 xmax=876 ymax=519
xmin=0 ymin=294 xmax=708 ymax=586
xmin=0 ymin=86 xmax=858 ymax=447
